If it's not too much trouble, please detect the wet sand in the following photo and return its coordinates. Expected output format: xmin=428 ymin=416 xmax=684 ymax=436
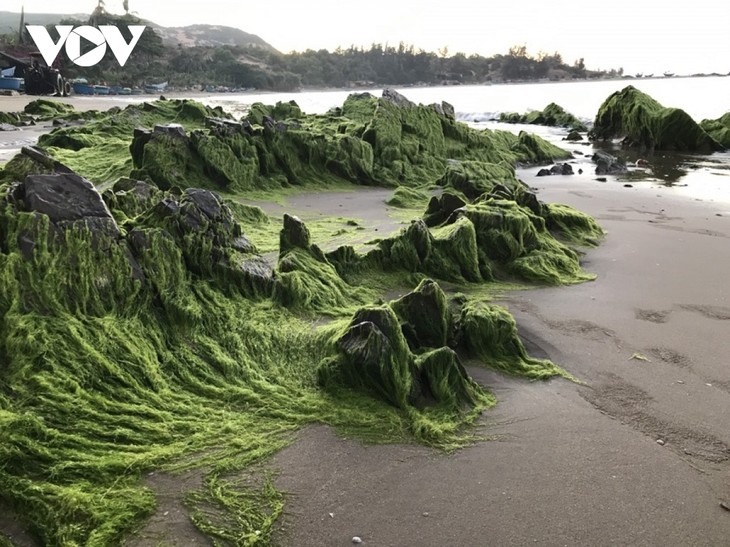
xmin=270 ymin=174 xmax=730 ymax=545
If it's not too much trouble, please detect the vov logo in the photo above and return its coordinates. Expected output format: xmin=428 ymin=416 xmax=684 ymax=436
xmin=26 ymin=25 xmax=146 ymax=67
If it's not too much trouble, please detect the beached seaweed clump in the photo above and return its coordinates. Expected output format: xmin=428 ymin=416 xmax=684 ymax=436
xmin=0 ymin=90 xmax=604 ymax=544
xmin=590 ymin=86 xmax=725 ymax=152
xmin=499 ymin=102 xmax=588 ymax=132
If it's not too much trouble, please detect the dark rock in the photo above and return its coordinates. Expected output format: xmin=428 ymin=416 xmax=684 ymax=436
xmin=23 ymin=173 xmax=119 ymax=233
xmin=537 ymin=168 xmax=551 ymax=177
xmin=152 ymin=197 xmax=180 ymax=219
xmin=424 ymin=191 xmax=467 ymax=227
xmin=593 ymin=150 xmax=627 ymax=175
xmin=623 ymin=184 xmax=633 ymax=188
xmin=441 ymin=101 xmax=456 ymax=121
xmin=578 ymin=168 xmax=583 ymax=174
xmin=153 ymin=124 xmax=186 ymax=139
xmin=183 ymin=188 xmax=223 ymax=221
xmin=19 ymin=145 xmax=74 ymax=174
xmin=549 ymin=163 xmax=574 ymax=175
xmin=113 ymin=178 xmax=158 ymax=201
xmin=518 ymin=189 xmax=543 ymax=216
xmin=280 ymin=214 xmax=311 ymax=254
xmin=596 ymin=177 xmax=608 ymax=182
xmin=403 ymin=219 xmax=432 ymax=262
xmin=130 ymin=127 xmax=152 ymax=168
xmin=231 ymin=235 xmax=255 ymax=254
xmin=382 ymin=88 xmax=415 ymax=109
xmin=564 ymin=130 xmax=582 ymax=141
xmin=237 ymin=256 xmax=275 ymax=297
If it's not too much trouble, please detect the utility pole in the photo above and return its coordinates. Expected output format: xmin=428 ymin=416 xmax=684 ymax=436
xmin=18 ymin=4 xmax=25 ymax=45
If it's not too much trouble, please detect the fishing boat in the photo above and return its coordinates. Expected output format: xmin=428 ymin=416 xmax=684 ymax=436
xmin=144 ymin=81 xmax=168 ymax=94
xmin=94 ymin=85 xmax=110 ymax=95
xmin=72 ymin=79 xmax=95 ymax=95
xmin=0 ymin=76 xmax=24 ymax=91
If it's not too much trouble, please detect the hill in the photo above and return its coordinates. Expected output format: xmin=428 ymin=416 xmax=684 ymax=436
xmin=0 ymin=10 xmax=89 ymax=29
xmin=154 ymin=24 xmax=277 ymax=51
xmin=0 ymin=11 xmax=276 ymax=52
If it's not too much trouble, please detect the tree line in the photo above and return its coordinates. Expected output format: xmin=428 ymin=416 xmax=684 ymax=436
xmin=1 ymin=13 xmax=624 ymax=91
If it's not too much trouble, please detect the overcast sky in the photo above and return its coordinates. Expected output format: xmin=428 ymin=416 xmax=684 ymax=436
xmin=6 ymin=0 xmax=730 ymax=75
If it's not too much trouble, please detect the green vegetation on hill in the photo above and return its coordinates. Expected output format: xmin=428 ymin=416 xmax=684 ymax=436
xmin=0 ymin=10 xmax=624 ymax=90
xmin=0 ymin=91 xmax=603 ymax=544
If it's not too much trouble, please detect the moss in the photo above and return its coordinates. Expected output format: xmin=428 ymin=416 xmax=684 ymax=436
xmin=0 ymin=89 xmax=604 ymax=544
xmin=429 ymin=217 xmax=483 ymax=282
xmin=38 ymin=99 xmax=229 ymax=183
xmin=274 ymin=247 xmax=372 ymax=314
xmin=23 ymin=99 xmax=75 ymax=118
xmin=590 ymin=86 xmax=724 ymax=152
xmin=456 ymin=301 xmax=570 ymax=379
xmin=387 ymin=186 xmax=431 ymax=209
xmin=699 ymin=112 xmax=730 ymax=148
xmin=500 ymin=102 xmax=588 ymax=132
xmin=545 ymin=203 xmax=604 ymax=246
xmin=460 ymin=199 xmax=594 ymax=285
xmin=438 ymin=160 xmax=518 ymax=200
xmin=390 ymin=278 xmax=450 ymax=349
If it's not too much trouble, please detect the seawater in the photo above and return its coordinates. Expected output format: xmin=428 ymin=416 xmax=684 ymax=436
xmin=199 ymin=76 xmax=730 ymax=202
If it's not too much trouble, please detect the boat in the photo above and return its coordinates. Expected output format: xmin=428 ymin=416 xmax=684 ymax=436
xmin=144 ymin=81 xmax=168 ymax=94
xmin=0 ymin=76 xmax=24 ymax=91
xmin=94 ymin=85 xmax=110 ymax=95
xmin=72 ymin=80 xmax=96 ymax=95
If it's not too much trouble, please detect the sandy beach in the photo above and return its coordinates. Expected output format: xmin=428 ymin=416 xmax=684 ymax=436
xmin=1 ymin=93 xmax=729 ymax=545
xmin=264 ymin=173 xmax=730 ymax=546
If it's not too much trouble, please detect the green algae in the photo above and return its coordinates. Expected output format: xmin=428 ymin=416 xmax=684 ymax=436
xmin=0 ymin=90 xmax=607 ymax=544
xmin=387 ymin=186 xmax=432 ymax=208
xmin=39 ymin=99 xmax=229 ymax=184
xmin=699 ymin=112 xmax=730 ymax=148
xmin=545 ymin=203 xmax=604 ymax=247
xmin=456 ymin=300 xmax=571 ymax=379
xmin=590 ymin=86 xmax=724 ymax=152
xmin=23 ymin=99 xmax=76 ymax=119
xmin=500 ymin=102 xmax=588 ymax=132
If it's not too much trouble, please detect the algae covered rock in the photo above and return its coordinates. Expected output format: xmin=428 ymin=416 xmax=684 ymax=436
xmin=279 ymin=213 xmax=312 ymax=253
xmin=391 ymin=278 xmax=450 ymax=349
xmin=590 ymin=86 xmax=724 ymax=152
xmin=500 ymin=102 xmax=587 ymax=132
xmin=424 ymin=191 xmax=467 ymax=227
xmin=699 ymin=112 xmax=730 ymax=148
xmin=318 ymin=283 xmax=483 ymax=410
xmin=454 ymin=301 xmax=567 ymax=379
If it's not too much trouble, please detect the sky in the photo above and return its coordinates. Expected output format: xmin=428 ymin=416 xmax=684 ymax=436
xmin=5 ymin=0 xmax=730 ymax=75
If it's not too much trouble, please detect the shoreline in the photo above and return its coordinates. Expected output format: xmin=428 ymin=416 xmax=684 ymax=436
xmin=267 ymin=172 xmax=730 ymax=546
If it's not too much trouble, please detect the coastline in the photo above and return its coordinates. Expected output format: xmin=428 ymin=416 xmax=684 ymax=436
xmin=1 ymin=90 xmax=729 ymax=545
